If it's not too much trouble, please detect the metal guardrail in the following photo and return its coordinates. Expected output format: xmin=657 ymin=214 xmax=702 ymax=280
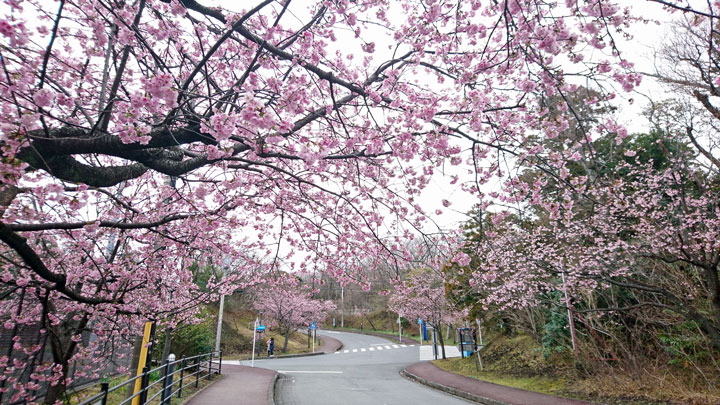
xmin=76 ymin=351 xmax=222 ymax=405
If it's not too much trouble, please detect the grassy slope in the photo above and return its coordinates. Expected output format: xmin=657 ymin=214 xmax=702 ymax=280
xmin=220 ymin=308 xmax=317 ymax=359
xmin=432 ymin=333 xmax=720 ymax=405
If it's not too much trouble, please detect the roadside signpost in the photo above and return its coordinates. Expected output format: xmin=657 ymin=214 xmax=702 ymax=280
xmin=417 ymin=318 xmax=423 ymax=345
xmin=310 ymin=321 xmax=317 ymax=353
xmin=251 ymin=318 xmax=260 ymax=367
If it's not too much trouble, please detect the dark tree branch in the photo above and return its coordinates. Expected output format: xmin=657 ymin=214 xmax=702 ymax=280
xmin=0 ymin=223 xmax=115 ymax=305
xmin=8 ymin=213 xmax=193 ymax=232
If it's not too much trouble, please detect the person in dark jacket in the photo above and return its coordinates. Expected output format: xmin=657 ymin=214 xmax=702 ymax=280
xmin=268 ymin=338 xmax=275 ymax=357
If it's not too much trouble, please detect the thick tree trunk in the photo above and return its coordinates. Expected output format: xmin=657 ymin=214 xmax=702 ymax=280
xmin=43 ymin=311 xmax=89 ymax=404
xmin=44 ymin=333 xmax=78 ymax=403
xmin=44 ymin=372 xmax=68 ymax=404
xmin=705 ymin=265 xmax=720 ymax=340
xmin=282 ymin=323 xmax=291 ymax=353
xmin=125 ymin=335 xmax=144 ymax=400
xmin=435 ymin=323 xmax=446 ymax=359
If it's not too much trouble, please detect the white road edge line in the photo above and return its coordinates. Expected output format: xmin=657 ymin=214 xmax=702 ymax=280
xmin=278 ymin=371 xmax=343 ymax=374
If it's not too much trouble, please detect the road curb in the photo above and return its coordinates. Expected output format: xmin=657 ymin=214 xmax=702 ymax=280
xmin=400 ymin=366 xmax=509 ymax=405
xmin=274 ymin=351 xmax=324 ymax=359
xmin=269 ymin=372 xmax=279 ymax=405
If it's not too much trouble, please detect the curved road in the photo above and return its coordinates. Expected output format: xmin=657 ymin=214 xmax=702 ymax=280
xmin=240 ymin=330 xmax=471 ymax=404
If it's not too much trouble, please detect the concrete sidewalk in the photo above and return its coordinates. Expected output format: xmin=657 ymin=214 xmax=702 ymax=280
xmin=316 ymin=333 xmax=343 ymax=353
xmin=185 ymin=364 xmax=277 ymax=405
xmin=402 ymin=361 xmax=594 ymax=405
xmin=419 ymin=344 xmax=461 ymax=360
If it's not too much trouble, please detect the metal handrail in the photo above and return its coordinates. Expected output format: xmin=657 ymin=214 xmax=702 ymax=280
xmin=76 ymin=351 xmax=222 ymax=405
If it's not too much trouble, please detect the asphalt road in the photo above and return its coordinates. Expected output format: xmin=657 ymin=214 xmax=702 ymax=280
xmin=240 ymin=330 xmax=472 ymax=405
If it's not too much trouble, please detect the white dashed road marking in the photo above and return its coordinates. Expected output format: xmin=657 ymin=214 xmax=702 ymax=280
xmin=332 ymin=343 xmax=418 ymax=356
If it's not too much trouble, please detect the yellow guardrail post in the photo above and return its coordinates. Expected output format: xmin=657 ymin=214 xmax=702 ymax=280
xmin=132 ymin=321 xmax=154 ymax=405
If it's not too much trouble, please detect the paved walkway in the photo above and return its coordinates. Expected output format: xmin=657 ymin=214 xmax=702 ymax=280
xmin=185 ymin=364 xmax=276 ymax=405
xmin=403 ymin=361 xmax=593 ymax=405
xmin=315 ymin=334 xmax=343 ymax=353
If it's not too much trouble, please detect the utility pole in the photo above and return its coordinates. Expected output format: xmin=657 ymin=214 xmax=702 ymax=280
xmin=340 ymin=286 xmax=344 ymax=328
xmin=214 ymin=263 xmax=229 ymax=353
xmin=215 ymin=293 xmax=225 ymax=352
xmin=160 ymin=176 xmax=177 ymax=362
xmin=161 ymin=290 xmax=174 ymax=362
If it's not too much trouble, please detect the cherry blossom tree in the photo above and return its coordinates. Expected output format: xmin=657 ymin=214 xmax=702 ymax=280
xmin=0 ymin=0 xmax=715 ymax=402
xmin=0 ymin=0 xmax=647 ymax=301
xmin=253 ymin=272 xmax=335 ymax=353
xmin=389 ymin=268 xmax=463 ymax=359
xmin=458 ymin=132 xmax=720 ymax=356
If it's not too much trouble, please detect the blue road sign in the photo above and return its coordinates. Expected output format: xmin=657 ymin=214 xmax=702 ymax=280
xmin=417 ymin=317 xmax=423 ymax=324
xmin=309 ymin=321 xmax=317 ymax=330
xmin=256 ymin=325 xmax=266 ymax=332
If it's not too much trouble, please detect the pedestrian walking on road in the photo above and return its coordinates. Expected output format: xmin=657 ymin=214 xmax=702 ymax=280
xmin=268 ymin=338 xmax=275 ymax=357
